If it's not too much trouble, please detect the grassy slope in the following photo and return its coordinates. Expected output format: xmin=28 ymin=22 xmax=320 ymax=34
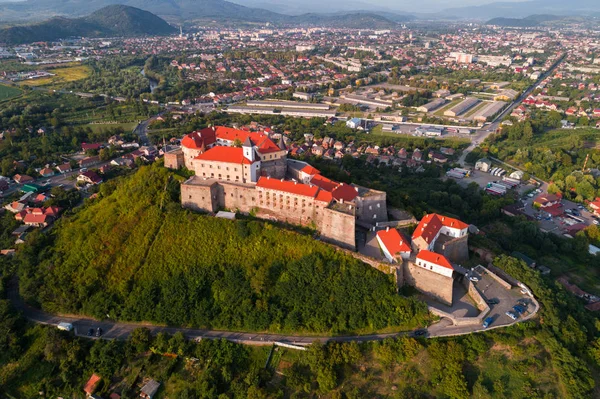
xmin=23 ymin=164 xmax=429 ymax=334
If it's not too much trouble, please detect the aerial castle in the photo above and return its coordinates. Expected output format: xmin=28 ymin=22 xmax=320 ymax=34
xmin=165 ymin=126 xmax=387 ymax=250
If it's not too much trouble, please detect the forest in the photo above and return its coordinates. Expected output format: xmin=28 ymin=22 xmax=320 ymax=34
xmin=478 ymin=111 xmax=600 ymax=202
xmin=2 ymin=257 xmax=598 ymax=399
xmin=15 ymin=164 xmax=429 ymax=334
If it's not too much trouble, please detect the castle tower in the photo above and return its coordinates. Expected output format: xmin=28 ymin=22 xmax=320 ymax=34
xmin=242 ymin=137 xmax=255 ymax=162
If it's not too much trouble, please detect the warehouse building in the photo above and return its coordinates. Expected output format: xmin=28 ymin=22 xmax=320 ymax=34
xmin=444 ymin=97 xmax=479 ymax=117
xmin=417 ymin=98 xmax=446 ymax=113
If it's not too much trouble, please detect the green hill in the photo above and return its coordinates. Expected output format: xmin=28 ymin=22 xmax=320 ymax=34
xmin=486 ymin=14 xmax=562 ymax=27
xmin=291 ymin=13 xmax=398 ymax=29
xmin=0 ymin=5 xmax=175 ymax=44
xmin=17 ymin=164 xmax=429 ymax=334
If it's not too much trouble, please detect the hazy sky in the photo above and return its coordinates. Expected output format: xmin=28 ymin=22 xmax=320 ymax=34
xmin=365 ymin=0 xmax=528 ymax=10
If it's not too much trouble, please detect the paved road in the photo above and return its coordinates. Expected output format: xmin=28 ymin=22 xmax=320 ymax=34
xmin=7 ymin=274 xmax=538 ymax=346
xmin=459 ymin=53 xmax=567 ymax=166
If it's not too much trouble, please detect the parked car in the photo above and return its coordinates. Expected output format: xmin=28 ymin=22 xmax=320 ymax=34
xmin=506 ymin=311 xmax=518 ymax=320
xmin=486 ymin=298 xmax=499 ymax=305
xmin=469 ymin=275 xmax=480 ymax=282
xmin=87 ymin=328 xmax=94 ymax=336
xmin=57 ymin=322 xmax=73 ymax=332
xmin=95 ymin=327 xmax=103 ymax=337
xmin=413 ymin=329 xmax=427 ymax=337
xmin=513 ymin=305 xmax=526 ymax=314
xmin=483 ymin=316 xmax=494 ymax=328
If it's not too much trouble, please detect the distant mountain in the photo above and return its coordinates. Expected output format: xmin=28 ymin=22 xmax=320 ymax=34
xmin=290 ymin=13 xmax=400 ymax=29
xmin=229 ymin=0 xmax=392 ymax=15
xmin=0 ymin=0 xmax=413 ymax=25
xmin=486 ymin=14 xmax=562 ymax=27
xmin=441 ymin=0 xmax=600 ymax=20
xmin=0 ymin=0 xmax=283 ymax=23
xmin=0 ymin=5 xmax=175 ymax=44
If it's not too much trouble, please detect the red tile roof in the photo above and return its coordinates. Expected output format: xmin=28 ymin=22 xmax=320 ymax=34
xmin=84 ymin=374 xmax=101 ymax=395
xmin=23 ymin=213 xmax=49 ymax=224
xmin=412 ymin=213 xmax=468 ymax=244
xmin=81 ymin=143 xmax=102 ymax=151
xmin=300 ymin=165 xmax=320 ymax=175
xmin=195 ymin=146 xmax=256 ymax=165
xmin=257 ymin=177 xmax=320 ymax=198
xmin=331 ymin=183 xmax=358 ymax=202
xmin=377 ymin=228 xmax=411 ymax=256
xmin=255 ymin=136 xmax=281 ymax=154
xmin=315 ymin=189 xmax=333 ymax=203
xmin=589 ymin=197 xmax=600 ymax=210
xmin=310 ymin=174 xmax=338 ymax=192
xmin=181 ymin=128 xmax=217 ymax=150
xmin=533 ymin=193 xmax=561 ymax=206
xmin=416 ymin=249 xmax=454 ymax=270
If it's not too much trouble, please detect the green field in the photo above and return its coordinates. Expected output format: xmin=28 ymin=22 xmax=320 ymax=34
xmin=86 ymin=122 xmax=137 ymax=133
xmin=18 ymin=64 xmax=91 ymax=87
xmin=0 ymin=83 xmax=22 ymax=100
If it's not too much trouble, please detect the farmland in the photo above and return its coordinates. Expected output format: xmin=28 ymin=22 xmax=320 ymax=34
xmin=0 ymin=83 xmax=21 ymax=100
xmin=17 ymin=64 xmax=91 ymax=86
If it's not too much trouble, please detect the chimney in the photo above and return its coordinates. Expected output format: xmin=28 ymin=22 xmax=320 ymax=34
xmin=442 ymin=217 xmax=445 ymax=221
xmin=386 ymin=226 xmax=389 ymax=232
xmin=400 ymin=240 xmax=403 ymax=246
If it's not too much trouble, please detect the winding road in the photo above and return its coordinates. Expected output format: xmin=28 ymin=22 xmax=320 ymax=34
xmin=7 ymin=275 xmax=538 ymax=347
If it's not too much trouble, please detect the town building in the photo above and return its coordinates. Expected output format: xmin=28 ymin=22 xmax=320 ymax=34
xmin=375 ymin=213 xmax=471 ymax=306
xmin=475 ymin=158 xmax=492 ymax=172
xmin=171 ymin=126 xmax=388 ymax=250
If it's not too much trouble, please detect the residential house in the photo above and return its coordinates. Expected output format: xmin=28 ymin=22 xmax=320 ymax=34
xmin=111 ymin=157 xmax=135 ymax=168
xmin=412 ymin=149 xmax=422 ymax=162
xmin=533 ymin=193 xmax=561 ymax=208
xmin=39 ymin=167 xmax=54 ymax=178
xmin=140 ymin=380 xmax=161 ymax=399
xmin=79 ymin=156 xmax=101 ymax=169
xmin=13 ymin=174 xmax=34 ymax=184
xmin=589 ymin=197 xmax=600 ymax=217
xmin=78 ymin=171 xmax=103 ymax=185
xmin=56 ymin=163 xmax=72 ymax=174
xmin=23 ymin=213 xmax=52 ymax=228
xmin=5 ymin=201 xmax=26 ymax=213
xmin=81 ymin=143 xmax=103 ymax=152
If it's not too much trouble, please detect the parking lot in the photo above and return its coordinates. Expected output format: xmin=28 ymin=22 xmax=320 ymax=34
xmin=520 ymin=192 xmax=597 ymax=235
xmin=472 ymin=265 xmax=534 ymax=327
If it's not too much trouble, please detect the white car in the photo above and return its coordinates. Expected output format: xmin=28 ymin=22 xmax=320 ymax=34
xmin=505 ymin=311 xmax=518 ymax=320
xmin=469 ymin=275 xmax=480 ymax=282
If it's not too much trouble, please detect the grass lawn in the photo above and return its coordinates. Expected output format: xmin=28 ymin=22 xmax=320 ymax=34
xmin=0 ymin=83 xmax=22 ymax=101
xmin=18 ymin=64 xmax=91 ymax=87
